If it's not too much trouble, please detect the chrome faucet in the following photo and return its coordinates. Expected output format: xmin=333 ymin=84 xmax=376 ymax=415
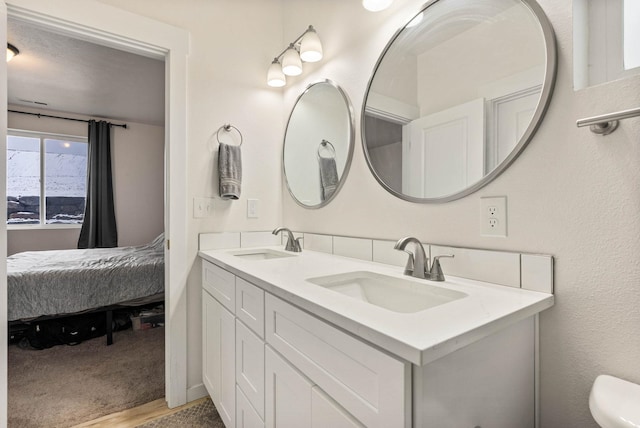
xmin=272 ymin=227 xmax=302 ymax=252
xmin=393 ymin=237 xmax=454 ymax=281
xmin=394 ymin=237 xmax=429 ymax=279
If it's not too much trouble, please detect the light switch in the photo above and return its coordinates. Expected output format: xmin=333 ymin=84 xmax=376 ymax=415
xmin=194 ymin=197 xmax=215 ymax=218
xmin=247 ymin=199 xmax=259 ymax=218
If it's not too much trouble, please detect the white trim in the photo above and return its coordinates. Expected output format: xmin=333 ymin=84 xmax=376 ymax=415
xmin=8 ymin=128 xmax=87 ymax=141
xmin=7 ymin=224 xmax=82 ymax=230
xmin=3 ymin=0 xmax=190 ymax=418
xmin=187 ymin=383 xmax=209 ymax=403
xmin=0 ymin=3 xmax=9 ymax=426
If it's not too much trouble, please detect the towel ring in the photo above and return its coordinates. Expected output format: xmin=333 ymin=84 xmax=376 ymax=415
xmin=317 ymin=139 xmax=336 ymax=159
xmin=216 ymin=124 xmax=243 ymax=146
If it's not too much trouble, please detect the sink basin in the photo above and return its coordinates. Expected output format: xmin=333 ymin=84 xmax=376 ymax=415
xmin=229 ymin=249 xmax=295 ymax=260
xmin=307 ymin=271 xmax=467 ymax=313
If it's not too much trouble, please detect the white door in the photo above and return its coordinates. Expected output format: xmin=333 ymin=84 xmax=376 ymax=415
xmin=203 ymin=291 xmax=236 ymax=427
xmin=403 ymin=98 xmax=485 ymax=198
xmin=486 ymin=87 xmax=540 ymax=171
xmin=265 ymin=346 xmax=313 ymax=428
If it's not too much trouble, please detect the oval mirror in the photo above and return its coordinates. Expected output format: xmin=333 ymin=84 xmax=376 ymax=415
xmin=284 ymin=80 xmax=355 ymax=208
xmin=362 ymin=0 xmax=556 ymax=202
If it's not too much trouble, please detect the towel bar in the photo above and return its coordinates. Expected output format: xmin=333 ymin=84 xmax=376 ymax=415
xmin=216 ymin=124 xmax=243 ymax=146
xmin=576 ymin=106 xmax=640 ymax=135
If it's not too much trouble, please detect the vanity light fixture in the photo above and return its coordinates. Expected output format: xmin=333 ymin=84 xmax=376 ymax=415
xmin=7 ymin=43 xmax=19 ymax=62
xmin=282 ymin=44 xmax=303 ymax=76
xmin=362 ymin=0 xmax=394 ymax=12
xmin=266 ymin=25 xmax=323 ymax=87
xmin=267 ymin=58 xmax=286 ymax=87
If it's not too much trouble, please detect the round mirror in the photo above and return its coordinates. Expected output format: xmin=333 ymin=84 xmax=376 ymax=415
xmin=284 ymin=80 xmax=355 ymax=208
xmin=362 ymin=0 xmax=556 ymax=202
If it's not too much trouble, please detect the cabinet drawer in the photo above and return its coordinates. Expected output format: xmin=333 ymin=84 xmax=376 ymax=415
xmin=202 ymin=260 xmax=235 ymax=312
xmin=312 ymin=386 xmax=364 ymax=428
xmin=237 ymin=386 xmax=265 ymax=428
xmin=265 ymin=294 xmax=410 ymax=428
xmin=236 ymin=320 xmax=265 ymax=419
xmin=236 ymin=277 xmax=265 ymax=338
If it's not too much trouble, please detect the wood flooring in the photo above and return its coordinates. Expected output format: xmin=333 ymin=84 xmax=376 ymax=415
xmin=72 ymin=397 xmax=210 ymax=428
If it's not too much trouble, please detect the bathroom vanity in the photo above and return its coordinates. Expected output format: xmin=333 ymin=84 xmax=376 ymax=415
xmin=199 ymin=246 xmax=553 ymax=428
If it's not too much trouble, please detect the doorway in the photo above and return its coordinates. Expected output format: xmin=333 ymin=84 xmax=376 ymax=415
xmin=1 ymin=1 xmax=190 ymax=425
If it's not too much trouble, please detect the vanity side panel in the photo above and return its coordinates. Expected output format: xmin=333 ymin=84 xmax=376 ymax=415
xmin=414 ymin=316 xmax=535 ymax=428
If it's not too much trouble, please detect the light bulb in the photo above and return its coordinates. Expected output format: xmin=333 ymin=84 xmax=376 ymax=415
xmin=406 ymin=12 xmax=423 ymax=28
xmin=300 ymin=26 xmax=323 ymax=63
xmin=267 ymin=59 xmax=286 ymax=87
xmin=282 ymin=44 xmax=302 ymax=76
xmin=7 ymin=43 xmax=19 ymax=62
xmin=362 ymin=0 xmax=393 ymax=12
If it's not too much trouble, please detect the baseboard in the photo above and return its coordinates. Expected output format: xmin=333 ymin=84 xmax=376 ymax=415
xmin=187 ymin=383 xmax=208 ymax=403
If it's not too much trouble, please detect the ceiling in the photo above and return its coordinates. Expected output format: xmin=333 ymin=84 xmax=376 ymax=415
xmin=7 ymin=18 xmax=165 ymax=126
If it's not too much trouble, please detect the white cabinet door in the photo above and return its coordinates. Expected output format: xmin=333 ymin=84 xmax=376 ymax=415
xmin=236 ymin=319 xmax=265 ymax=418
xmin=311 ymin=386 xmax=364 ymax=428
xmin=203 ymin=290 xmax=236 ymax=428
xmin=237 ymin=386 xmax=265 ymax=428
xmin=265 ymin=346 xmax=312 ymax=428
xmin=202 ymin=290 xmax=217 ymax=399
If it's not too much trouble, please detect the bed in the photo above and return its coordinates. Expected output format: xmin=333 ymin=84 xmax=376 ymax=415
xmin=7 ymin=234 xmax=165 ymax=344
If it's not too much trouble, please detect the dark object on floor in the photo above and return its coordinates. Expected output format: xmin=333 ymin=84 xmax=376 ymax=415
xmin=136 ymin=398 xmax=224 ymax=428
xmin=24 ymin=312 xmax=107 ymax=349
xmin=16 ymin=309 xmax=134 ymax=349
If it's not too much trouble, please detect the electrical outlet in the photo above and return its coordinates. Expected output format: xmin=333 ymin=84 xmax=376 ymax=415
xmin=481 ymin=196 xmax=507 ymax=237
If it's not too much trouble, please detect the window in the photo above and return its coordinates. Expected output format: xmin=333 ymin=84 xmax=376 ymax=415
xmin=574 ymin=0 xmax=640 ymax=89
xmin=7 ymin=131 xmax=88 ymax=226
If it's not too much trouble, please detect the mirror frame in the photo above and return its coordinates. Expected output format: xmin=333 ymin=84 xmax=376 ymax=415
xmin=361 ymin=0 xmax=557 ymax=203
xmin=284 ymin=79 xmax=356 ymax=209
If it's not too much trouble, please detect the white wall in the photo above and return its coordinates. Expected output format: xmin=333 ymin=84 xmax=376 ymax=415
xmin=97 ymin=0 xmax=284 ymax=396
xmin=280 ymin=1 xmax=640 ymax=427
xmin=46 ymin=1 xmax=640 ymax=426
xmin=7 ymin=106 xmax=164 ymax=255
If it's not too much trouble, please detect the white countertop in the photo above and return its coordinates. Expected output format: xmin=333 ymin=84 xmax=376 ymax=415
xmin=199 ymin=246 xmax=554 ymax=366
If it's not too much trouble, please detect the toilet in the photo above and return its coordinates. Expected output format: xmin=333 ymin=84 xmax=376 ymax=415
xmin=589 ymin=375 xmax=640 ymax=427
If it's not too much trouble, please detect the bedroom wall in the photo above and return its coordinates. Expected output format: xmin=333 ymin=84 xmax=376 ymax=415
xmin=7 ymin=105 xmax=164 ymax=255
xmin=280 ymin=1 xmax=640 ymax=427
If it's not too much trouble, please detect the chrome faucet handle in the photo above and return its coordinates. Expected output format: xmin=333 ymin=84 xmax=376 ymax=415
xmin=429 ymin=254 xmax=454 ymax=281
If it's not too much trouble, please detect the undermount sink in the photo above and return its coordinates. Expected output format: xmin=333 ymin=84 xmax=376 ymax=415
xmin=229 ymin=249 xmax=295 ymax=260
xmin=307 ymin=271 xmax=467 ymax=314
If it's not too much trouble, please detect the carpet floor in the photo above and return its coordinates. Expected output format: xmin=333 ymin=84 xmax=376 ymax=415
xmin=8 ymin=327 xmax=165 ymax=428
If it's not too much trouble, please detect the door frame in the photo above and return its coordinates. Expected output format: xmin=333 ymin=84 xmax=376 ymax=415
xmin=0 ymin=0 xmax=190 ymax=422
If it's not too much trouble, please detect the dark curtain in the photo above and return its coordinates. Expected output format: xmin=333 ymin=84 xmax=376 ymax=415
xmin=78 ymin=120 xmax=118 ymax=248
